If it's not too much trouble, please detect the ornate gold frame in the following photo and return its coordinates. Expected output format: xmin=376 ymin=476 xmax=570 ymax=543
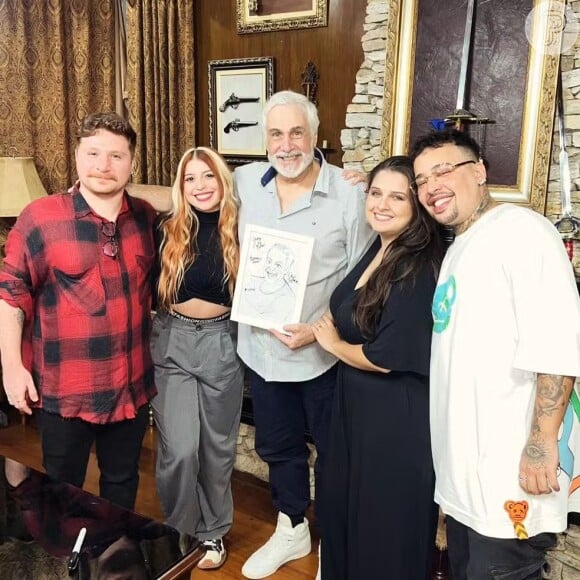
xmin=236 ymin=0 xmax=327 ymax=34
xmin=380 ymin=0 xmax=563 ymax=213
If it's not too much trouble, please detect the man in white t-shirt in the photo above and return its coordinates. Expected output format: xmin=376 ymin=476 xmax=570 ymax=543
xmin=411 ymin=129 xmax=580 ymax=580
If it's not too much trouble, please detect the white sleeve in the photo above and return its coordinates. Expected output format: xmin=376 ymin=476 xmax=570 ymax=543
xmin=508 ymin=214 xmax=580 ymax=377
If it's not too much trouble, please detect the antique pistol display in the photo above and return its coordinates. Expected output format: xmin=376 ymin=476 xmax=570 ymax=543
xmin=219 ymin=93 xmax=260 ymax=112
xmin=223 ymin=119 xmax=259 ymax=134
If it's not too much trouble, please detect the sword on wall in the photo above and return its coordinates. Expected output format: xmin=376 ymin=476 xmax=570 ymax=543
xmin=554 ymin=61 xmax=580 ymax=261
xmin=443 ymin=0 xmax=490 ymax=131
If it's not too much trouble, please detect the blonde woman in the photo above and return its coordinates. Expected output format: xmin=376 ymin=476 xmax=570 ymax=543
xmin=151 ymin=147 xmax=243 ymax=570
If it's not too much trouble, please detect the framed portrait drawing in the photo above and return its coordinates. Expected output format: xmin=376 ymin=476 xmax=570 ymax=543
xmin=236 ymin=0 xmax=328 ymax=34
xmin=208 ymin=57 xmax=274 ymax=164
xmin=231 ymin=225 xmax=314 ymax=332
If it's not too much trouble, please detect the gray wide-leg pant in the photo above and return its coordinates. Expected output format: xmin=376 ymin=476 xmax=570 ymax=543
xmin=151 ymin=311 xmax=244 ymax=540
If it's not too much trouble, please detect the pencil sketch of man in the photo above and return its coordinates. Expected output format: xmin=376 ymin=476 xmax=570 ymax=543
xmin=241 ymin=242 xmax=297 ymax=324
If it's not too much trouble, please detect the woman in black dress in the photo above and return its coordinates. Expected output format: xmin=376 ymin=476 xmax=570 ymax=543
xmin=313 ymin=156 xmax=443 ymax=580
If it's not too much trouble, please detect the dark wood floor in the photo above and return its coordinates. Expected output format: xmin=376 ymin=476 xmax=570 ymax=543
xmin=0 ymin=407 xmax=318 ymax=579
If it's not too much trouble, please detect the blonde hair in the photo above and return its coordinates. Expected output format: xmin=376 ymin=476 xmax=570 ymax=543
xmin=157 ymin=147 xmax=239 ymax=311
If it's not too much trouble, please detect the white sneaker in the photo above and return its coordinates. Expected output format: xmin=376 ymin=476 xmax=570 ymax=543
xmin=197 ymin=538 xmax=227 ymax=570
xmin=242 ymin=512 xmax=311 ymax=579
xmin=316 ymin=541 xmax=321 ymax=580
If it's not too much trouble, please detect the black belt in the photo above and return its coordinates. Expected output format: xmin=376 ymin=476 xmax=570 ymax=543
xmin=167 ymin=310 xmax=230 ymax=329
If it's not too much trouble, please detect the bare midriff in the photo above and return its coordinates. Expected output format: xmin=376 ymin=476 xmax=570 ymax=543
xmin=171 ymin=297 xmax=230 ymax=319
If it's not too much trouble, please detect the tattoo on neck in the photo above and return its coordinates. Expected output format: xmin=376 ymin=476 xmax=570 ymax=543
xmin=455 ymin=191 xmax=495 ymax=235
xmin=16 ymin=309 xmax=24 ymax=327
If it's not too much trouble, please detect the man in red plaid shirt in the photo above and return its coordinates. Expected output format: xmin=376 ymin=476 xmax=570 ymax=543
xmin=0 ymin=112 xmax=157 ymax=510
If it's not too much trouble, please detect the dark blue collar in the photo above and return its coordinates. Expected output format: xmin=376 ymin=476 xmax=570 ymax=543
xmin=260 ymin=149 xmax=324 ymax=187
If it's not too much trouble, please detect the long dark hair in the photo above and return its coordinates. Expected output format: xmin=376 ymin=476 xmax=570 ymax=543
xmin=353 ymin=155 xmax=444 ymax=338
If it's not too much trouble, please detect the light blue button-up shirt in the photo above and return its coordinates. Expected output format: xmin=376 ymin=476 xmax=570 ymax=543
xmin=234 ymin=151 xmax=374 ymax=382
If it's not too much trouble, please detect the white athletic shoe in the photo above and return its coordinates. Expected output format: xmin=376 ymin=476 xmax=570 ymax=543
xmin=197 ymin=538 xmax=227 ymax=569
xmin=241 ymin=512 xmax=311 ymax=579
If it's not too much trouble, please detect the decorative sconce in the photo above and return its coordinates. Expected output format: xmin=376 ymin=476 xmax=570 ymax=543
xmin=301 ymin=61 xmax=319 ymax=105
xmin=300 ymin=62 xmax=334 ymax=159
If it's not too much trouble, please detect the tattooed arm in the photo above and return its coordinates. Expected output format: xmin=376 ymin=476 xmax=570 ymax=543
xmin=0 ymin=300 xmax=38 ymax=415
xmin=518 ymin=374 xmax=575 ymax=495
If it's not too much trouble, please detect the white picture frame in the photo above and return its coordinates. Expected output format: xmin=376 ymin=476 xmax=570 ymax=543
xmin=231 ymin=225 xmax=314 ymax=332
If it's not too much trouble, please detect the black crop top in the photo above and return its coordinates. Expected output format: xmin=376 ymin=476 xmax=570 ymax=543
xmin=154 ymin=210 xmax=231 ymax=307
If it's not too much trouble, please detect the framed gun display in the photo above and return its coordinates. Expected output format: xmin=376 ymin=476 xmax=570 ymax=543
xmin=208 ymin=57 xmax=274 ymax=164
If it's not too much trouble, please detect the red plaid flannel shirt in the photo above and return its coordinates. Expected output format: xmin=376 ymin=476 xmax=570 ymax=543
xmin=0 ymin=186 xmax=157 ymax=423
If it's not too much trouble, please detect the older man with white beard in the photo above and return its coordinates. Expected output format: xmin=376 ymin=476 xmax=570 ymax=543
xmin=235 ymin=90 xmax=374 ymax=579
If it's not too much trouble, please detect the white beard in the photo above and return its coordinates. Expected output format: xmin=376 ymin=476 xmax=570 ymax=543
xmin=269 ymin=150 xmax=315 ymax=179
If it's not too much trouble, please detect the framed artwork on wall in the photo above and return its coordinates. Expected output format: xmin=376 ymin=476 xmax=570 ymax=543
xmin=380 ymin=0 xmax=565 ymax=213
xmin=231 ymin=225 xmax=314 ymax=332
xmin=236 ymin=0 xmax=327 ymax=34
xmin=208 ymin=57 xmax=274 ymax=165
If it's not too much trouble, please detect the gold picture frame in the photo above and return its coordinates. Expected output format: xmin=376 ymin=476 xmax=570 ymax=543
xmin=236 ymin=0 xmax=327 ymax=34
xmin=381 ymin=0 xmax=563 ymax=213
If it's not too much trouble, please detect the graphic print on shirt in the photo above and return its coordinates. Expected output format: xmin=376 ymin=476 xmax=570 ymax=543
xmin=432 ymin=276 xmax=456 ymax=333
xmin=565 ymin=389 xmax=580 ymax=499
xmin=503 ymin=500 xmax=529 ymax=539
xmin=558 ymin=404 xmax=574 ymax=480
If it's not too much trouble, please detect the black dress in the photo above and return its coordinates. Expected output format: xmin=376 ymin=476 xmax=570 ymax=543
xmin=319 ymin=237 xmax=438 ymax=580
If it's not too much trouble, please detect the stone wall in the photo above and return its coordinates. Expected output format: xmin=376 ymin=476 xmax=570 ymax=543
xmin=235 ymin=423 xmax=269 ymax=483
xmin=341 ymin=0 xmax=388 ymax=173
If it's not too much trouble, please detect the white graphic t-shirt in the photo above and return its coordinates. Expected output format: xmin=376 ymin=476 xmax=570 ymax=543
xmin=430 ymin=204 xmax=580 ymax=538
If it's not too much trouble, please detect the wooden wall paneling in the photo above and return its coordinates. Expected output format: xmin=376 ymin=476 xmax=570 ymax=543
xmin=194 ymin=0 xmax=366 ymax=167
